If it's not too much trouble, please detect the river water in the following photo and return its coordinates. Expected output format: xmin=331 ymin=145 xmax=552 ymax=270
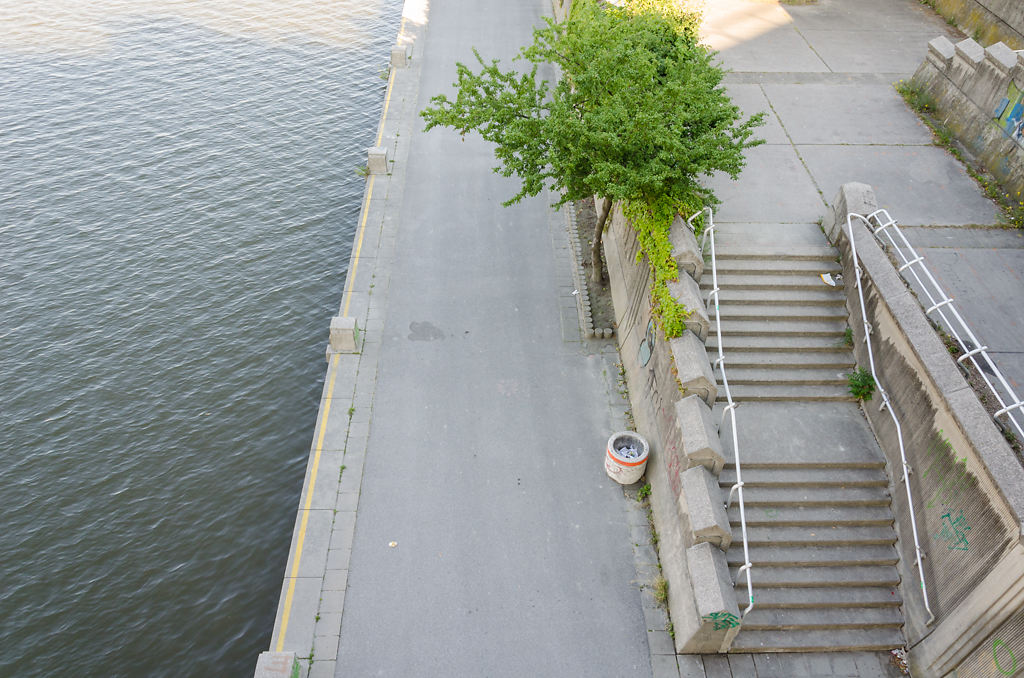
xmin=0 ymin=2 xmax=402 ymax=675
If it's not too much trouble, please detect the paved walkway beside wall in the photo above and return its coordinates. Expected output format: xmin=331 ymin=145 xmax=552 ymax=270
xmin=267 ymin=1 xmax=664 ymax=677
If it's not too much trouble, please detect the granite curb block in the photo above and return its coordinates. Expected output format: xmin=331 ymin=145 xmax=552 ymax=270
xmin=669 ymin=330 xmax=718 ymax=407
xmin=680 ymin=466 xmax=732 ymax=550
xmin=676 ymin=395 xmax=725 ymax=475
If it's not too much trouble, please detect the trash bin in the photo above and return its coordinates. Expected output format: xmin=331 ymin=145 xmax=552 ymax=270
xmin=604 ymin=431 xmax=649 ymax=484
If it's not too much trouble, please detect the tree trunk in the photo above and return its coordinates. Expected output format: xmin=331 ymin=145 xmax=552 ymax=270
xmin=591 ymin=196 xmax=612 ymax=286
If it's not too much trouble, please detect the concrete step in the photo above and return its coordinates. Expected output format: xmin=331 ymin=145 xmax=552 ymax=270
xmin=712 ymin=244 xmax=837 ymax=261
xmin=708 ymin=334 xmax=852 ymax=352
xmin=731 ymin=565 xmax=901 ymax=588
xmin=733 ymin=525 xmax=897 ymax=547
xmin=729 ymin=627 xmax=904 ymax=653
xmin=724 ymin=367 xmax=850 ymax=386
xmin=715 ymin=319 xmax=848 ymax=338
xmin=730 ymin=505 xmax=894 ymax=527
xmin=713 ymin=258 xmax=841 ymax=276
xmin=701 ymin=272 xmax=845 ymax=292
xmin=716 ymin=304 xmax=848 ymax=322
xmin=739 ymin=486 xmax=891 ymax=507
xmin=718 ymin=383 xmax=856 ymax=402
xmin=741 ymin=606 xmax=903 ymax=630
xmin=728 ymin=544 xmax=899 ymax=567
xmin=720 ymin=467 xmax=889 ymax=488
xmin=740 ymin=586 xmax=902 ymax=609
xmin=710 ymin=288 xmax=846 ymax=306
xmin=721 ymin=349 xmax=855 ymax=369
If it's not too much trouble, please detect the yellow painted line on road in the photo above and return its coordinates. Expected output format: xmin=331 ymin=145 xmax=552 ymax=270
xmin=275 ymin=352 xmax=340 ymax=653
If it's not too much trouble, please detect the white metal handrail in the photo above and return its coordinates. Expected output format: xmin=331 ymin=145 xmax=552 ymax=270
xmin=688 ymin=207 xmax=753 ymax=618
xmin=847 ymin=212 xmax=936 ymax=625
xmin=860 ymin=208 xmax=1024 ymax=444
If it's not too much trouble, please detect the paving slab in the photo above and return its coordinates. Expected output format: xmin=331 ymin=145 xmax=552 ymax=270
xmin=703 ymin=0 xmax=827 ymax=73
xmin=723 ymin=84 xmax=789 ymax=146
xmin=798 ymin=144 xmax=1000 ymax=226
xmin=762 ymin=83 xmax=932 ymax=146
xmin=706 ymin=145 xmax=825 ymax=223
xmin=798 ymin=30 xmax=945 ymax=76
xmin=784 ymin=0 xmax=952 ymax=33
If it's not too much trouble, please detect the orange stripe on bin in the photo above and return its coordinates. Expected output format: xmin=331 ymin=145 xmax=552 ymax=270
xmin=608 ymin=447 xmax=648 ymax=467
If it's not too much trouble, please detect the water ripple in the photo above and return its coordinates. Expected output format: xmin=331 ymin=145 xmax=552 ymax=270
xmin=0 ymin=1 xmax=402 ymax=676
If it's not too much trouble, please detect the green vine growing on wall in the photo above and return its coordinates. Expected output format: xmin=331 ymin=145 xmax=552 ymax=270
xmin=622 ymin=196 xmax=699 ymax=339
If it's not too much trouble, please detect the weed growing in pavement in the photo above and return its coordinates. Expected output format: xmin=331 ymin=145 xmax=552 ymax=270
xmin=653 ymin=576 xmax=669 ymax=606
xmin=841 ymin=327 xmax=854 ymax=348
xmin=848 ymin=367 xmax=876 ymax=401
xmin=637 ymin=483 xmax=652 ymax=501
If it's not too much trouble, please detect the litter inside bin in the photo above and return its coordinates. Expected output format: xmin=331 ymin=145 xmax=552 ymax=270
xmin=617 ymin=444 xmax=640 ymax=459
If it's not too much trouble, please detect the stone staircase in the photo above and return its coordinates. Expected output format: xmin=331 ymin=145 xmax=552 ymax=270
xmin=703 ymin=225 xmax=905 ymax=655
xmin=701 ymin=241 xmax=856 ymax=403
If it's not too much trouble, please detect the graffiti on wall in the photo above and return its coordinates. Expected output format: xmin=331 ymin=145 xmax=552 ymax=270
xmin=994 ymin=83 xmax=1024 ymax=145
xmin=921 ymin=431 xmax=974 ymax=551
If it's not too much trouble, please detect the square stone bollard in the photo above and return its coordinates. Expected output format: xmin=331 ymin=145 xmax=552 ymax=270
xmin=669 ymin=330 xmax=717 ymax=407
xmin=677 ymin=542 xmax=743 ymax=653
xmin=680 ymin=465 xmax=732 ymax=550
xmin=327 ymin=316 xmax=360 ymax=359
xmin=390 ymin=45 xmax=410 ymax=68
xmin=670 ymin=214 xmax=704 ymax=282
xmin=676 ymin=395 xmax=724 ymax=474
xmin=254 ymin=651 xmax=297 ymax=678
xmin=666 ymin=274 xmax=709 ymax=343
xmin=367 ymin=146 xmax=389 ymax=174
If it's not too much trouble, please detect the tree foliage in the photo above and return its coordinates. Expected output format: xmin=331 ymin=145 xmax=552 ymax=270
xmin=420 ymin=0 xmax=763 ymax=210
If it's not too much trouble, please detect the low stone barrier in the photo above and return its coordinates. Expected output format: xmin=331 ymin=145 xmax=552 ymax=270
xmin=911 ymin=35 xmax=1024 ymax=199
xmin=605 ymin=204 xmax=739 ymax=653
xmin=825 ymin=182 xmax=1024 ymax=676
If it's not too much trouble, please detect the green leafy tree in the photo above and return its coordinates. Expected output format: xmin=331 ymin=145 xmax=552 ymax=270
xmin=421 ymin=0 xmax=763 ymax=285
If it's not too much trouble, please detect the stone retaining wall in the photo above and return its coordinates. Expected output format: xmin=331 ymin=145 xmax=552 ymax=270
xmin=604 ymin=204 xmax=742 ymax=653
xmin=825 ymin=183 xmax=1024 ymax=677
xmin=912 ymin=35 xmax=1024 ymax=200
xmin=932 ymin=0 xmax=1024 ymax=50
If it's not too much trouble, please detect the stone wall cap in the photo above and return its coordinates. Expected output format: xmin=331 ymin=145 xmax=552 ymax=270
xmin=928 ymin=35 xmax=956 ymax=61
xmin=986 ymin=42 xmax=1017 ymax=72
xmin=955 ymin=38 xmax=985 ymax=64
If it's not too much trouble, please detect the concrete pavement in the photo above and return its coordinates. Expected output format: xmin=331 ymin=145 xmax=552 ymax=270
xmin=704 ymin=0 xmax=1024 ymax=394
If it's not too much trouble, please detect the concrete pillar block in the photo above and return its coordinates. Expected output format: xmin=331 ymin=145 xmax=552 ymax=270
xmin=955 ymin=38 xmax=985 ymax=65
xmin=823 ymin=182 xmax=878 ymax=244
xmin=675 ymin=394 xmax=725 ymax=475
xmin=676 ymin=542 xmax=743 ymax=653
xmin=669 ymin=331 xmax=717 ymax=407
xmin=367 ymin=146 xmax=389 ymax=174
xmin=327 ymin=316 xmax=360 ymax=357
xmin=680 ymin=466 xmax=732 ymax=549
xmin=254 ymin=651 xmax=297 ymax=678
xmin=927 ymin=36 xmax=956 ymax=70
xmin=390 ymin=45 xmax=410 ymax=68
xmin=666 ymin=274 xmax=709 ymax=343
xmin=985 ymin=42 xmax=1016 ymax=74
xmin=669 ymin=214 xmax=704 ymax=282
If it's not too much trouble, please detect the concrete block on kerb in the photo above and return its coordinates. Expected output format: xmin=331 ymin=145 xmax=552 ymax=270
xmin=985 ymin=42 xmax=1016 ymax=73
xmin=927 ymin=36 xmax=956 ymax=70
xmin=254 ymin=651 xmax=297 ymax=678
xmin=390 ymin=45 xmax=409 ymax=68
xmin=669 ymin=214 xmax=704 ymax=282
xmin=680 ymin=466 xmax=732 ymax=549
xmin=676 ymin=394 xmax=724 ymax=475
xmin=678 ymin=542 xmax=742 ymax=653
xmin=667 ymin=274 xmax=709 ymax=343
xmin=327 ymin=316 xmax=359 ymax=358
xmin=669 ymin=331 xmax=717 ymax=407
xmin=367 ymin=146 xmax=388 ymax=174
